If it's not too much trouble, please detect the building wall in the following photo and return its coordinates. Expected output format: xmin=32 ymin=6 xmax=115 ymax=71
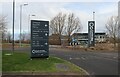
xmin=71 ymin=33 xmax=107 ymax=45
xmin=95 ymin=34 xmax=107 ymax=43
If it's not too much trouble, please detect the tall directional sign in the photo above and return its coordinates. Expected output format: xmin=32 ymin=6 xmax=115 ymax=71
xmin=31 ymin=20 xmax=49 ymax=58
xmin=88 ymin=21 xmax=95 ymax=47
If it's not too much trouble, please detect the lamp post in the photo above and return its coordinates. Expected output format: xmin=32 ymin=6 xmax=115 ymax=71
xmin=12 ymin=0 xmax=15 ymax=53
xmin=28 ymin=14 xmax=35 ymax=44
xmin=19 ymin=3 xmax=28 ymax=47
xmin=93 ymin=11 xmax=95 ymax=21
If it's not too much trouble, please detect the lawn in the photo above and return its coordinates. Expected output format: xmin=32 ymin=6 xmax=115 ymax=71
xmin=2 ymin=51 xmax=87 ymax=75
xmin=0 ymin=51 xmax=1 ymax=72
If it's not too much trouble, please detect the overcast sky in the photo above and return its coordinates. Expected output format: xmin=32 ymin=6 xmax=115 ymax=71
xmin=1 ymin=0 xmax=119 ymax=39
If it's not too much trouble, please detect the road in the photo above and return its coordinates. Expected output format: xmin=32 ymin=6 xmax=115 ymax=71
xmin=50 ymin=48 xmax=118 ymax=75
xmin=3 ymin=47 xmax=118 ymax=75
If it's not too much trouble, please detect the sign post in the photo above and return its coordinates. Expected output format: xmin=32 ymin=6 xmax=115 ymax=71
xmin=118 ymin=2 xmax=120 ymax=75
xmin=88 ymin=21 xmax=95 ymax=47
xmin=31 ymin=20 xmax=49 ymax=58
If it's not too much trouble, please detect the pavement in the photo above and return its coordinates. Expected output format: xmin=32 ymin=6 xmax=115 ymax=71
xmin=3 ymin=46 xmax=119 ymax=75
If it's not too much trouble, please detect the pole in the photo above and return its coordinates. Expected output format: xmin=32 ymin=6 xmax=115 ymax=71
xmin=20 ymin=5 xmax=22 ymax=47
xmin=28 ymin=14 xmax=30 ymax=44
xmin=12 ymin=0 xmax=15 ymax=53
xmin=93 ymin=11 xmax=95 ymax=47
xmin=19 ymin=4 xmax=28 ymax=46
xmin=118 ymin=2 xmax=120 ymax=75
xmin=93 ymin=11 xmax=95 ymax=21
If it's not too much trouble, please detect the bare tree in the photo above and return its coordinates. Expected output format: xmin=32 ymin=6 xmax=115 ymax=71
xmin=65 ymin=13 xmax=82 ymax=45
xmin=26 ymin=33 xmax=30 ymax=43
xmin=20 ymin=31 xmax=27 ymax=42
xmin=6 ymin=31 xmax=12 ymax=43
xmin=0 ymin=16 xmax=7 ymax=40
xmin=106 ymin=16 xmax=118 ymax=49
xmin=50 ymin=12 xmax=66 ymax=45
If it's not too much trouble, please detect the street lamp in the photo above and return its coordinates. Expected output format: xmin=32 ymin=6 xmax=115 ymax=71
xmin=28 ymin=14 xmax=35 ymax=44
xmin=12 ymin=0 xmax=15 ymax=53
xmin=93 ymin=11 xmax=95 ymax=21
xmin=19 ymin=3 xmax=28 ymax=47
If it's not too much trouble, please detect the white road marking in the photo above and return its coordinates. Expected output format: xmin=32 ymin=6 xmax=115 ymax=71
xmin=69 ymin=57 xmax=72 ymax=60
xmin=69 ymin=57 xmax=81 ymax=60
xmin=81 ymin=57 xmax=86 ymax=60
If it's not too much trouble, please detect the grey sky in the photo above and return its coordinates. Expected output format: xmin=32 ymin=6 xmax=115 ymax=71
xmin=1 ymin=0 xmax=119 ymax=39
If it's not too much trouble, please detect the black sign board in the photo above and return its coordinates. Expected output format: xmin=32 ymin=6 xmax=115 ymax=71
xmin=31 ymin=20 xmax=49 ymax=58
xmin=88 ymin=21 xmax=95 ymax=47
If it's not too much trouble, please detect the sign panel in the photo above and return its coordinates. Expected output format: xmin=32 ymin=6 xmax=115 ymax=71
xmin=88 ymin=21 xmax=95 ymax=47
xmin=31 ymin=20 xmax=49 ymax=58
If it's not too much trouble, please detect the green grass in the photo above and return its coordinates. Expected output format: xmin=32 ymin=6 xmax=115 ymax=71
xmin=2 ymin=51 xmax=86 ymax=74
xmin=0 ymin=51 xmax=2 ymax=72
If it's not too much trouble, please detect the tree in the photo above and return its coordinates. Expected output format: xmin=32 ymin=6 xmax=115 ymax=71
xmin=50 ymin=12 xmax=66 ymax=45
xmin=50 ymin=12 xmax=82 ymax=45
xmin=20 ymin=31 xmax=27 ymax=42
xmin=6 ymin=31 xmax=12 ymax=43
xmin=106 ymin=16 xmax=118 ymax=49
xmin=65 ymin=13 xmax=82 ymax=45
xmin=0 ymin=16 xmax=7 ymax=40
xmin=26 ymin=33 xmax=30 ymax=43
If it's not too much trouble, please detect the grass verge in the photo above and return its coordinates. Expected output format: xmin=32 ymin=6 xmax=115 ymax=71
xmin=2 ymin=51 xmax=87 ymax=75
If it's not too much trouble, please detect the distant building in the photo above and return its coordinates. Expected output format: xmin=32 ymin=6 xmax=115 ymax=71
xmin=71 ymin=32 xmax=107 ymax=45
xmin=49 ymin=33 xmax=107 ymax=46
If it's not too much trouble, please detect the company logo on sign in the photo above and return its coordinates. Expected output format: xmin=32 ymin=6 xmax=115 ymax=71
xmin=89 ymin=22 xmax=94 ymax=27
xmin=32 ymin=50 xmax=46 ymax=54
xmin=88 ymin=21 xmax=95 ymax=47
